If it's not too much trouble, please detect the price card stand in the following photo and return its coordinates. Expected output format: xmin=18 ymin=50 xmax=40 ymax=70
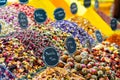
xmin=70 ymin=2 xmax=78 ymax=14
xmin=19 ymin=0 xmax=28 ymax=4
xmin=54 ymin=8 xmax=65 ymax=20
xmin=0 ymin=24 xmax=1 ymax=33
xmin=18 ymin=12 xmax=28 ymax=29
xmin=95 ymin=30 xmax=103 ymax=43
xmin=110 ymin=18 xmax=117 ymax=31
xmin=43 ymin=47 xmax=60 ymax=67
xmin=94 ymin=0 xmax=99 ymax=9
xmin=65 ymin=36 xmax=76 ymax=57
xmin=41 ymin=47 xmax=60 ymax=76
xmin=34 ymin=9 xmax=47 ymax=24
xmin=0 ymin=0 xmax=7 ymax=7
xmin=84 ymin=0 xmax=91 ymax=8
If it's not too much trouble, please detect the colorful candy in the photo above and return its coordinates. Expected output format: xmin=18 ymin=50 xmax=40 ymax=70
xmin=107 ymin=34 xmax=120 ymax=46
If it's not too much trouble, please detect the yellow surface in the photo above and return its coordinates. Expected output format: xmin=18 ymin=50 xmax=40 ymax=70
xmin=28 ymin=0 xmax=56 ymax=19
xmin=83 ymin=8 xmax=114 ymax=36
xmin=99 ymin=2 xmax=113 ymax=16
xmin=7 ymin=0 xmax=120 ymax=36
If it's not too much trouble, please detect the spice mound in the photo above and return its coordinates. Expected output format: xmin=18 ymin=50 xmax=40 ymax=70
xmin=33 ymin=67 xmax=85 ymax=80
xmin=107 ymin=34 xmax=120 ymax=46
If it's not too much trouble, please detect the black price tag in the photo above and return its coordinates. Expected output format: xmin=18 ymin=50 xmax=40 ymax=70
xmin=95 ymin=30 xmax=103 ymax=43
xmin=19 ymin=0 xmax=28 ymax=4
xmin=0 ymin=24 xmax=1 ymax=33
xmin=0 ymin=0 xmax=7 ymax=7
xmin=34 ymin=9 xmax=47 ymax=24
xmin=84 ymin=0 xmax=91 ymax=8
xmin=18 ymin=12 xmax=28 ymax=29
xmin=95 ymin=0 xmax=99 ymax=9
xmin=110 ymin=18 xmax=117 ymax=31
xmin=54 ymin=8 xmax=65 ymax=20
xmin=43 ymin=47 xmax=59 ymax=67
xmin=66 ymin=37 xmax=76 ymax=55
xmin=70 ymin=2 xmax=78 ymax=14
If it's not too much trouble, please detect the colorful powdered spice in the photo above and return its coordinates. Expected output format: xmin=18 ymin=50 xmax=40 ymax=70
xmin=107 ymin=34 xmax=120 ymax=46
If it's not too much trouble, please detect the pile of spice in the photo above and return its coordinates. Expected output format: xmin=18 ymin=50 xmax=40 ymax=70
xmin=29 ymin=25 xmax=82 ymax=53
xmin=51 ymin=20 xmax=94 ymax=46
xmin=107 ymin=34 xmax=120 ymax=46
xmin=70 ymin=16 xmax=106 ymax=40
xmin=57 ymin=41 xmax=120 ymax=79
xmin=9 ymin=3 xmax=52 ymax=27
xmin=0 ymin=30 xmax=62 ymax=79
xmin=0 ymin=19 xmax=16 ymax=37
xmin=33 ymin=67 xmax=85 ymax=80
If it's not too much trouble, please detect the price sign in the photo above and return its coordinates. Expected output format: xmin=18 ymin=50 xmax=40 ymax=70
xmin=19 ymin=0 xmax=28 ymax=4
xmin=95 ymin=0 xmax=99 ymax=9
xmin=18 ymin=12 xmax=28 ymax=29
xmin=70 ymin=2 xmax=78 ymax=14
xmin=95 ymin=30 xmax=103 ymax=43
xmin=43 ymin=47 xmax=59 ymax=67
xmin=66 ymin=37 xmax=76 ymax=55
xmin=110 ymin=18 xmax=117 ymax=30
xmin=34 ymin=9 xmax=47 ymax=24
xmin=54 ymin=8 xmax=65 ymax=20
xmin=0 ymin=0 xmax=7 ymax=7
xmin=0 ymin=24 xmax=1 ymax=33
xmin=84 ymin=0 xmax=91 ymax=8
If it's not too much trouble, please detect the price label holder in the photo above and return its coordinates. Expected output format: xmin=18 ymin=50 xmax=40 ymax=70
xmin=95 ymin=30 xmax=103 ymax=43
xmin=19 ymin=0 xmax=28 ymax=4
xmin=18 ymin=12 xmax=28 ymax=29
xmin=94 ymin=0 xmax=99 ymax=9
xmin=0 ymin=0 xmax=7 ymax=7
xmin=0 ymin=24 xmax=1 ymax=33
xmin=70 ymin=2 xmax=78 ymax=14
xmin=84 ymin=0 xmax=91 ymax=8
xmin=65 ymin=36 xmax=76 ymax=56
xmin=54 ymin=8 xmax=65 ymax=20
xmin=43 ymin=47 xmax=59 ymax=67
xmin=110 ymin=18 xmax=117 ymax=31
xmin=34 ymin=9 xmax=47 ymax=24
